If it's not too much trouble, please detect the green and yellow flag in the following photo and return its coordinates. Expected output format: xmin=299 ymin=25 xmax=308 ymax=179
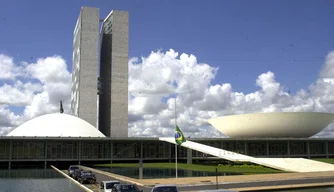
xmin=175 ymin=125 xmax=186 ymax=145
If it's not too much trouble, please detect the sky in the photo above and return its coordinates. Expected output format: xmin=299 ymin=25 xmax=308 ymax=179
xmin=0 ymin=0 xmax=334 ymax=137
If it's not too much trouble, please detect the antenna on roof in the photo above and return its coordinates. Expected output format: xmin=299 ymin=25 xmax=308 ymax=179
xmin=60 ymin=101 xmax=64 ymax=114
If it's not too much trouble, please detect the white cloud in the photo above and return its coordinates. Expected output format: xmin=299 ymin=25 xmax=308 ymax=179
xmin=0 ymin=50 xmax=334 ymax=138
xmin=0 ymin=55 xmax=71 ymax=129
xmin=319 ymin=51 xmax=334 ymax=78
xmin=127 ymin=49 xmax=334 ymax=138
xmin=0 ymin=54 xmax=21 ymax=80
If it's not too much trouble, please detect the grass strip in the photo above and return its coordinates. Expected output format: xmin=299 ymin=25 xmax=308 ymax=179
xmin=94 ymin=163 xmax=284 ymax=175
xmin=314 ymin=158 xmax=334 ymax=164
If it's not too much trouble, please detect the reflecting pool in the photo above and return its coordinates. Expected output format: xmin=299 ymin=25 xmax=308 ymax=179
xmin=0 ymin=169 xmax=84 ymax=192
xmin=94 ymin=167 xmax=242 ymax=179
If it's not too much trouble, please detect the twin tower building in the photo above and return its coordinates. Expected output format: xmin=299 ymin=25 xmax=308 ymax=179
xmin=71 ymin=7 xmax=129 ymax=138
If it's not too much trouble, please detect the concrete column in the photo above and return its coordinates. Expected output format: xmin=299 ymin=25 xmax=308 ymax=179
xmin=110 ymin=141 xmax=113 ymax=164
xmin=187 ymin=148 xmax=192 ymax=164
xmin=139 ymin=159 xmax=143 ymax=179
xmin=9 ymin=140 xmax=12 ymax=170
xmin=244 ymin=141 xmax=248 ymax=155
xmin=287 ymin=141 xmax=290 ymax=157
xmin=140 ymin=141 xmax=143 ymax=159
xmin=72 ymin=141 xmax=74 ymax=159
xmin=79 ymin=141 xmax=81 ymax=165
xmin=325 ymin=141 xmax=329 ymax=158
xmin=169 ymin=143 xmax=172 ymax=162
xmin=306 ymin=141 xmax=310 ymax=159
xmin=44 ymin=140 xmax=48 ymax=161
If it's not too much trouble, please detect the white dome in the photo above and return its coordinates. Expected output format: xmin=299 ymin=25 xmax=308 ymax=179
xmin=7 ymin=113 xmax=105 ymax=137
xmin=208 ymin=112 xmax=334 ymax=138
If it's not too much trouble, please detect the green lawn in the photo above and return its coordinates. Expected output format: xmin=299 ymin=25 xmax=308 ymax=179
xmin=313 ymin=158 xmax=334 ymax=164
xmin=94 ymin=162 xmax=284 ymax=175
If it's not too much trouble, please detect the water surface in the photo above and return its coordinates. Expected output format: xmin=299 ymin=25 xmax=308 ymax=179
xmin=94 ymin=167 xmax=241 ymax=179
xmin=0 ymin=169 xmax=84 ymax=192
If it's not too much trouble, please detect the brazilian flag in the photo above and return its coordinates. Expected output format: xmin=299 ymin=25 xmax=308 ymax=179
xmin=175 ymin=125 xmax=186 ymax=145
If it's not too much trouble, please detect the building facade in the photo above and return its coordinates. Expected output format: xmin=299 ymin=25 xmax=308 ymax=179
xmin=71 ymin=7 xmax=99 ymax=128
xmin=98 ymin=11 xmax=129 ymax=137
xmin=1 ymin=137 xmax=334 ymax=169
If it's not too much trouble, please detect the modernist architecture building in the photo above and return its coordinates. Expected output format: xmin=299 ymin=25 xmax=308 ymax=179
xmin=7 ymin=113 xmax=105 ymax=137
xmin=208 ymin=112 xmax=334 ymax=138
xmin=71 ymin=7 xmax=99 ymax=128
xmin=2 ymin=6 xmax=334 ymax=171
xmin=71 ymin=7 xmax=129 ymax=137
xmin=99 ymin=11 xmax=129 ymax=137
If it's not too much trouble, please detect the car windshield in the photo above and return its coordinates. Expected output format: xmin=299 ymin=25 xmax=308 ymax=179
xmin=152 ymin=186 xmax=178 ymax=192
xmin=118 ymin=185 xmax=140 ymax=192
xmin=106 ymin=182 xmax=120 ymax=189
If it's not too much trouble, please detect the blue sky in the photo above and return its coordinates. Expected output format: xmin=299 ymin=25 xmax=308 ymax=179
xmin=1 ymin=0 xmax=334 ymax=94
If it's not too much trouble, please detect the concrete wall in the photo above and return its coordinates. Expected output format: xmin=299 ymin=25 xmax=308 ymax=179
xmin=71 ymin=7 xmax=99 ymax=128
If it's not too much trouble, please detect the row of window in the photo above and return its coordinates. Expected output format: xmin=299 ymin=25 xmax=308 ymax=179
xmin=0 ymin=141 xmax=333 ymax=160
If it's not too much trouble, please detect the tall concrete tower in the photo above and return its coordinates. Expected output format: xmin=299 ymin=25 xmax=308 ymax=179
xmin=98 ymin=10 xmax=129 ymax=137
xmin=71 ymin=7 xmax=99 ymax=128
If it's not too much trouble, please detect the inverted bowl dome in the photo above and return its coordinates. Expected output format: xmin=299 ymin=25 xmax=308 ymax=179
xmin=208 ymin=112 xmax=334 ymax=138
xmin=7 ymin=113 xmax=105 ymax=137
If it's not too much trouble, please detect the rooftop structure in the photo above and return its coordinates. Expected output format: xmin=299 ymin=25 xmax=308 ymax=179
xmin=208 ymin=112 xmax=334 ymax=138
xmin=6 ymin=113 xmax=105 ymax=137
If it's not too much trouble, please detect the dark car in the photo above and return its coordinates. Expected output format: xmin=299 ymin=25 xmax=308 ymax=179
xmin=74 ymin=169 xmax=96 ymax=184
xmin=112 ymin=184 xmax=142 ymax=192
xmin=151 ymin=185 xmax=179 ymax=192
xmin=68 ymin=165 xmax=80 ymax=177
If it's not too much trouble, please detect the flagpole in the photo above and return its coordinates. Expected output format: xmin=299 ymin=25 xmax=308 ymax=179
xmin=175 ymin=97 xmax=178 ymax=185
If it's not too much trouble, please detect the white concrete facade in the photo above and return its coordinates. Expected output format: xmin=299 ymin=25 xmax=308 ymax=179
xmin=159 ymin=137 xmax=334 ymax=172
xmin=7 ymin=113 xmax=105 ymax=137
xmin=71 ymin=7 xmax=99 ymax=128
xmin=208 ymin=112 xmax=334 ymax=138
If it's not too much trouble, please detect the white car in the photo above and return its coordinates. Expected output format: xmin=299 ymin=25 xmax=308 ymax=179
xmin=151 ymin=184 xmax=179 ymax=192
xmin=99 ymin=180 xmax=121 ymax=192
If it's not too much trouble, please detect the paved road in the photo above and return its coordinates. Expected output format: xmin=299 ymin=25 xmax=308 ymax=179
xmin=178 ymin=177 xmax=334 ymax=191
xmin=93 ymin=174 xmax=334 ymax=192
xmin=66 ymin=170 xmax=334 ymax=192
xmin=84 ymin=172 xmax=152 ymax=192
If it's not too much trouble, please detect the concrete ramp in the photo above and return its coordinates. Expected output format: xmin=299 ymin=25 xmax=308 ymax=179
xmin=254 ymin=158 xmax=334 ymax=172
xmin=159 ymin=137 xmax=334 ymax=172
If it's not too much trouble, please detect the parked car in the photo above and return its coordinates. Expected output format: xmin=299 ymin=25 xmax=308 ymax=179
xmin=151 ymin=184 xmax=179 ymax=192
xmin=111 ymin=184 xmax=143 ymax=192
xmin=68 ymin=165 xmax=80 ymax=177
xmin=73 ymin=169 xmax=83 ymax=180
xmin=99 ymin=180 xmax=121 ymax=192
xmin=74 ymin=169 xmax=97 ymax=184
